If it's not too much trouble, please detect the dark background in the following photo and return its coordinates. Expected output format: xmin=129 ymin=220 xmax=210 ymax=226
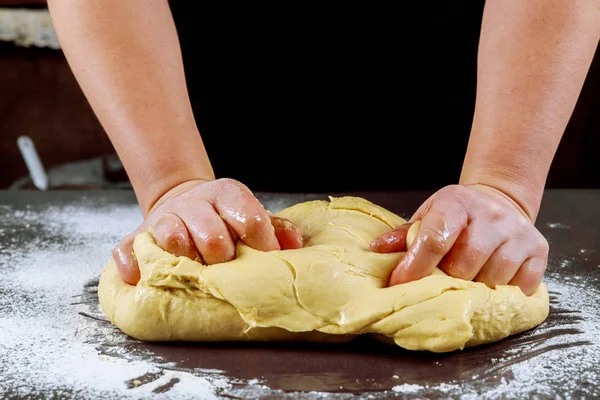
xmin=1 ymin=1 xmax=598 ymax=192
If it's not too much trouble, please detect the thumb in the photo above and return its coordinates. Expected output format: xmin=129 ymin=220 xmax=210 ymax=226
xmin=388 ymin=205 xmax=464 ymax=286
xmin=112 ymin=232 xmax=140 ymax=285
xmin=370 ymin=192 xmax=434 ymax=253
xmin=405 ymin=220 xmax=421 ymax=248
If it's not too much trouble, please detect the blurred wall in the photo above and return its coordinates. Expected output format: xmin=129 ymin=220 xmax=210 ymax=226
xmin=0 ymin=3 xmax=114 ymax=189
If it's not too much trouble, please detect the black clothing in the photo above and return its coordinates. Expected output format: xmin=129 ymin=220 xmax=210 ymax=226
xmin=168 ymin=2 xmax=486 ymax=193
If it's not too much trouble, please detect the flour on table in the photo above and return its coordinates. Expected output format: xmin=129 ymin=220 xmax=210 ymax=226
xmin=1 ymin=196 xmax=599 ymax=399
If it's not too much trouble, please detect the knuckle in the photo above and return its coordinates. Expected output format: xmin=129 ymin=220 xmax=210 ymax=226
xmin=528 ymin=256 xmax=547 ymax=274
xmin=220 ymin=177 xmax=251 ymax=194
xmin=443 ymin=184 xmax=470 ymax=203
xmin=242 ymin=214 xmax=271 ymax=236
xmin=212 ymin=178 xmax=242 ymax=197
xmin=438 ymin=184 xmax=460 ymax=196
xmin=421 ymin=227 xmax=449 ymax=254
xmin=509 ymin=213 xmax=530 ymax=233
xmin=446 ymin=261 xmax=475 ymax=280
xmin=498 ymin=254 xmax=521 ymax=268
xmin=202 ymin=234 xmax=229 ymax=252
xmin=431 ymin=208 xmax=451 ymax=221
xmin=517 ymin=215 xmax=530 ymax=228
xmin=536 ymin=235 xmax=550 ymax=254
xmin=218 ymin=177 xmax=237 ymax=187
xmin=118 ymin=232 xmax=136 ymax=248
xmin=487 ymin=202 xmax=505 ymax=222
xmin=160 ymin=225 xmax=188 ymax=247
xmin=165 ymin=231 xmax=187 ymax=247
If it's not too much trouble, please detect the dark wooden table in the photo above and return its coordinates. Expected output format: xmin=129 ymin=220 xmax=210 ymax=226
xmin=1 ymin=189 xmax=599 ymax=399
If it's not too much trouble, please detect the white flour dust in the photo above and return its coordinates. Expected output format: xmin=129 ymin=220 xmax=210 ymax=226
xmin=0 ymin=200 xmax=229 ymax=399
xmin=546 ymin=222 xmax=571 ymax=229
xmin=386 ymin=274 xmax=600 ymax=399
xmin=1 ymin=195 xmax=599 ymax=399
xmin=0 ymin=198 xmax=342 ymax=399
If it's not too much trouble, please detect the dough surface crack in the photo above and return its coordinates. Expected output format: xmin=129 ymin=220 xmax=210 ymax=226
xmin=98 ymin=196 xmax=550 ymax=353
xmin=273 ymin=254 xmax=330 ymax=328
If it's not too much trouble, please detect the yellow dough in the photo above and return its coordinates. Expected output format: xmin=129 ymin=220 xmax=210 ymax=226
xmin=98 ymin=196 xmax=549 ymax=353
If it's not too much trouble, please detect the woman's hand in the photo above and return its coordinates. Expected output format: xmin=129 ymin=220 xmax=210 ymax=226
xmin=370 ymin=184 xmax=549 ymax=295
xmin=113 ymin=178 xmax=304 ymax=285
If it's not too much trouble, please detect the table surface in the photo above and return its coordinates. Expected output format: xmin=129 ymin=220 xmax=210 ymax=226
xmin=1 ymin=189 xmax=599 ymax=399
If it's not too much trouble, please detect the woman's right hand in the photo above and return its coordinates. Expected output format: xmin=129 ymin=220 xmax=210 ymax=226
xmin=112 ymin=178 xmax=304 ymax=285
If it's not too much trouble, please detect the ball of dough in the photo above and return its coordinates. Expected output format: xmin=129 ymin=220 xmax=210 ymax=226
xmin=98 ymin=196 xmax=549 ymax=352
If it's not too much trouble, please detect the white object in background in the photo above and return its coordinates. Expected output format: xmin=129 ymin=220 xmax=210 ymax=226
xmin=0 ymin=8 xmax=61 ymax=49
xmin=17 ymin=135 xmax=49 ymax=191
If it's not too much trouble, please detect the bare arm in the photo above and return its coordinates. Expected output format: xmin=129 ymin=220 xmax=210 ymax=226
xmin=375 ymin=0 xmax=599 ymax=295
xmin=47 ymin=0 xmax=215 ymax=215
xmin=460 ymin=0 xmax=600 ymax=220
xmin=48 ymin=1 xmax=303 ymax=284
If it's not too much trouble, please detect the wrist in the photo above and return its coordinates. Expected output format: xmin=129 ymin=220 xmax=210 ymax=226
xmin=134 ymin=163 xmax=215 ymax=217
xmin=459 ymin=168 xmax=544 ymax=221
xmin=145 ymin=178 xmax=211 ymax=216
xmin=116 ymin=125 xmax=216 ymax=216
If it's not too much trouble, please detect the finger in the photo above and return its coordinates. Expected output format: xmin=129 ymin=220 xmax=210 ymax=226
xmin=211 ymin=182 xmax=280 ymax=251
xmin=388 ymin=202 xmax=467 ymax=286
xmin=370 ymin=223 xmax=412 ymax=253
xmin=508 ymin=257 xmax=547 ymax=296
xmin=270 ymin=215 xmax=304 ymax=250
xmin=438 ymin=221 xmax=505 ymax=281
xmin=474 ymin=241 xmax=526 ymax=288
xmin=176 ymin=201 xmax=236 ymax=265
xmin=151 ymin=213 xmax=202 ymax=262
xmin=112 ymin=232 xmax=140 ymax=285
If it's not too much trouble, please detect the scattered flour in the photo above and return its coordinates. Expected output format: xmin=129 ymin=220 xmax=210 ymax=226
xmin=0 ymin=200 xmax=228 ymax=399
xmin=546 ymin=222 xmax=571 ymax=229
xmin=559 ymin=259 xmax=572 ymax=269
xmin=1 ymin=194 xmax=599 ymax=399
xmin=392 ymin=383 xmax=421 ymax=393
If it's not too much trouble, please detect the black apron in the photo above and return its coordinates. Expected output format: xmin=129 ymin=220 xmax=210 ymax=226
xmin=168 ymin=1 xmax=486 ymax=193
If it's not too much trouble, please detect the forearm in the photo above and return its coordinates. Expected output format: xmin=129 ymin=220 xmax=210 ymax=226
xmin=48 ymin=0 xmax=214 ymax=215
xmin=460 ymin=0 xmax=600 ymax=220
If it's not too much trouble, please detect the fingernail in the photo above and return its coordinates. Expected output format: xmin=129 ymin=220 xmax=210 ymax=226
xmin=113 ymin=244 xmax=131 ymax=269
